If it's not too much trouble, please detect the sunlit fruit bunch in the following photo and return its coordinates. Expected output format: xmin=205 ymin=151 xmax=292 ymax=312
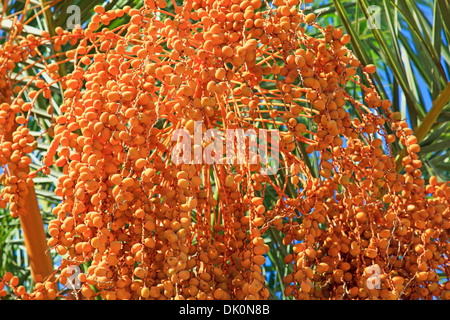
xmin=0 ymin=0 xmax=448 ymax=300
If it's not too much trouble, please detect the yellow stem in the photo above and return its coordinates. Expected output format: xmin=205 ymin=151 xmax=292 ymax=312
xmin=19 ymin=187 xmax=53 ymax=282
xmin=395 ymin=82 xmax=450 ymax=172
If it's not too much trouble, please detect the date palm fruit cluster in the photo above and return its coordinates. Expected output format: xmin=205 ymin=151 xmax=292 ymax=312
xmin=0 ymin=0 xmax=449 ymax=300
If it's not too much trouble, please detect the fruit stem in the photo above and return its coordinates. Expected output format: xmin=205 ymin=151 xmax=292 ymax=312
xmin=395 ymin=81 xmax=450 ymax=172
xmin=19 ymin=187 xmax=53 ymax=282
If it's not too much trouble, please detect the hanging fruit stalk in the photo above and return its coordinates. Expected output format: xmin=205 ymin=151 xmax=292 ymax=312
xmin=0 ymin=8 xmax=55 ymax=284
xmin=1 ymin=79 xmax=53 ymax=284
xmin=18 ymin=186 xmax=53 ymax=283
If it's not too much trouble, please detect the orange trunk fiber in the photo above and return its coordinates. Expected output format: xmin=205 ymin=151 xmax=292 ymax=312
xmin=18 ymin=186 xmax=53 ymax=282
